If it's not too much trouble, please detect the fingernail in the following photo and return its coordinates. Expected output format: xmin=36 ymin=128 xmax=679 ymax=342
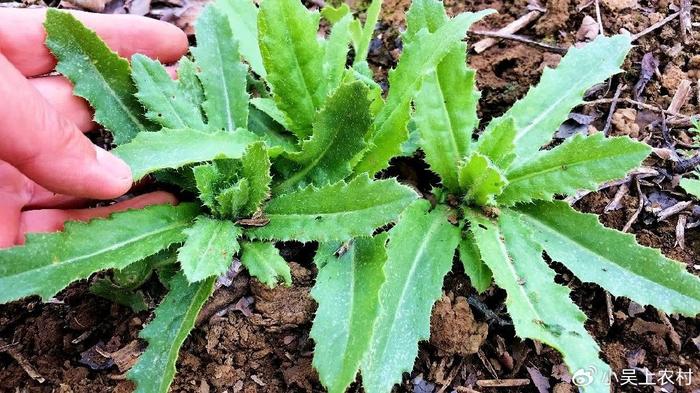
xmin=95 ymin=146 xmax=132 ymax=182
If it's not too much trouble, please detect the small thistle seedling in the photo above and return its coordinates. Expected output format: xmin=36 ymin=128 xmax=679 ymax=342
xmin=0 ymin=0 xmax=496 ymax=391
xmin=308 ymin=2 xmax=700 ymax=393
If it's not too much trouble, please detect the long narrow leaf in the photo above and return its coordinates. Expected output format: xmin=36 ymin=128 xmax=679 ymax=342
xmin=258 ymin=0 xmax=324 ymax=138
xmin=311 ymin=235 xmax=387 ymax=393
xmin=468 ymin=209 xmax=610 ymax=393
xmin=0 ymin=204 xmax=199 ymax=303
xmin=247 ymin=175 xmax=418 ymax=242
xmin=113 ymin=128 xmax=259 ymax=180
xmin=128 ymin=273 xmax=216 ymax=393
xmin=44 ymin=10 xmax=154 ymax=144
xmin=274 ymin=81 xmax=372 ymax=192
xmin=216 ymin=0 xmax=266 ymax=77
xmin=514 ymin=200 xmax=700 ymax=316
xmin=193 ymin=6 xmax=250 ymax=131
xmin=409 ymin=0 xmax=479 ymax=190
xmin=480 ymin=34 xmax=631 ymax=167
xmin=498 ymin=133 xmax=650 ymax=205
xmin=362 ymin=201 xmax=460 ymax=393
xmin=353 ymin=10 xmax=492 ymax=176
xmin=131 ymin=55 xmax=206 ymax=129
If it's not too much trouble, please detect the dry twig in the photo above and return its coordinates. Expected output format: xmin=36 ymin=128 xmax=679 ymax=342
xmin=477 ymin=379 xmax=531 ymax=388
xmin=471 ymin=11 xmax=542 ymax=53
xmin=622 ymin=177 xmax=645 ymax=233
xmin=603 ymin=83 xmax=624 ymax=136
xmin=0 ymin=340 xmax=45 ymax=383
xmin=631 ymin=12 xmax=680 ymax=41
xmin=594 ymin=0 xmax=605 ymax=36
xmin=470 ymin=31 xmax=567 ymax=54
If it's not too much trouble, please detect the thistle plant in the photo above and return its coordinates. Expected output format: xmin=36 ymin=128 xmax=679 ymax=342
xmin=0 ymin=0 xmax=499 ymax=389
xmin=308 ymin=2 xmax=700 ymax=393
xmin=0 ymin=0 xmax=697 ymax=393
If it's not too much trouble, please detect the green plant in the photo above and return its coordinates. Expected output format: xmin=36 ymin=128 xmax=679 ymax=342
xmin=0 ymin=0 xmax=499 ymax=391
xmin=308 ymin=2 xmax=700 ymax=393
xmin=681 ymin=172 xmax=700 ymax=199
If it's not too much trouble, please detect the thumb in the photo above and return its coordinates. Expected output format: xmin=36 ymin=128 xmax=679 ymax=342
xmin=0 ymin=54 xmax=132 ymax=199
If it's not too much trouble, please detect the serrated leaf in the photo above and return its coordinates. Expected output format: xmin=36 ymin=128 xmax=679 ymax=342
xmin=353 ymin=10 xmax=493 ymax=176
xmin=475 ymin=117 xmax=516 ymax=168
xmin=239 ymin=241 xmax=291 ymax=287
xmin=498 ymin=133 xmax=650 ymax=205
xmin=177 ymin=57 xmax=206 ymax=109
xmin=458 ymin=232 xmax=492 ymax=293
xmin=113 ymin=249 xmax=177 ymax=288
xmin=128 ymin=273 xmax=215 ymax=393
xmin=467 ymin=209 xmax=610 ymax=393
xmin=113 ymin=128 xmax=259 ymax=180
xmin=275 ymin=81 xmax=372 ymax=192
xmin=320 ymin=15 xmax=352 ymax=100
xmin=216 ymin=179 xmax=250 ymax=217
xmin=131 ymin=55 xmax=206 ymax=129
xmin=514 ymin=200 xmax=700 ymax=316
xmin=409 ymin=0 xmax=479 ymax=191
xmin=458 ymin=152 xmax=507 ymax=206
xmin=44 ymin=10 xmax=154 ymax=144
xmin=248 ymin=175 xmax=418 ymax=242
xmin=192 ymin=6 xmax=249 ymax=131
xmin=216 ymin=0 xmax=266 ymax=77
xmin=193 ymin=163 xmax=227 ymax=213
xmin=248 ymin=104 xmax=297 ymax=155
xmin=178 ymin=216 xmax=242 ymax=282
xmin=250 ymin=97 xmax=291 ymax=131
xmin=0 ymin=204 xmax=198 ymax=303
xmin=259 ymin=0 xmax=324 ymax=138
xmin=311 ymin=234 xmax=387 ymax=393
xmin=681 ymin=177 xmax=700 ymax=198
xmin=240 ymin=142 xmax=273 ymax=215
xmin=353 ymin=0 xmax=382 ymax=64
xmin=362 ymin=200 xmax=460 ymax=393
xmin=90 ymin=278 xmax=149 ymax=312
xmin=481 ymin=34 xmax=632 ymax=168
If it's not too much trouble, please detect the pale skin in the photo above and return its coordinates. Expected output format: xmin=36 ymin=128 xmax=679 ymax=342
xmin=0 ymin=9 xmax=189 ymax=247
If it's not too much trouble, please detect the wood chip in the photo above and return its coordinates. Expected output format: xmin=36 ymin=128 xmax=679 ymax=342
xmin=604 ymin=182 xmax=629 ymax=212
xmin=0 ymin=340 xmax=45 ymax=383
xmin=477 ymin=379 xmax=531 ymax=388
xmin=109 ymin=340 xmax=143 ymax=373
xmin=473 ymin=11 xmax=541 ymax=53
xmin=657 ymin=310 xmax=682 ymax=351
xmin=667 ymin=79 xmax=692 ymax=115
xmin=657 ymin=201 xmax=692 ymax=221
xmin=675 ymin=214 xmax=687 ymax=249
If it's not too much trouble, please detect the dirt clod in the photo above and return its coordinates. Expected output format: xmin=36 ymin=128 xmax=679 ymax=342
xmin=429 ymin=295 xmax=488 ymax=356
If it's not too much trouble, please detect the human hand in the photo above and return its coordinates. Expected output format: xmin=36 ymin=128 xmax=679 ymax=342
xmin=0 ymin=8 xmax=188 ymax=247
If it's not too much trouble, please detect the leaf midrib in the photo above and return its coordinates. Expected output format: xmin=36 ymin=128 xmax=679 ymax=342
xmin=505 ymin=145 xmax=634 ymax=184
xmin=72 ymin=46 xmax=148 ymax=136
xmin=369 ymin=215 xmax=443 ymax=377
xmin=19 ymin=221 xmax=188 ymax=279
xmin=519 ymin=211 xmax=698 ymax=303
xmin=266 ymin=196 xmax=410 ymax=217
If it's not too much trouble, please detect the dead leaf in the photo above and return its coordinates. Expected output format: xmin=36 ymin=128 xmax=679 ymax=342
xmin=626 ymin=348 xmax=646 ymax=368
xmin=551 ymin=363 xmax=572 ymax=383
xmin=527 ymin=366 xmax=551 ymax=393
xmin=63 ymin=0 xmax=109 ymax=11
xmin=576 ymin=15 xmax=599 ymax=42
xmin=126 ymin=0 xmax=151 ymax=15
xmin=633 ymin=53 xmax=658 ymax=101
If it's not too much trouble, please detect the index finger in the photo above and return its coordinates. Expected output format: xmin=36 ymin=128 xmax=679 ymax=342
xmin=0 ymin=8 xmax=188 ymax=77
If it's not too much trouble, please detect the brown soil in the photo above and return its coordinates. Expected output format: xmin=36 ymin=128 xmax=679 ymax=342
xmin=1 ymin=0 xmax=699 ymax=392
